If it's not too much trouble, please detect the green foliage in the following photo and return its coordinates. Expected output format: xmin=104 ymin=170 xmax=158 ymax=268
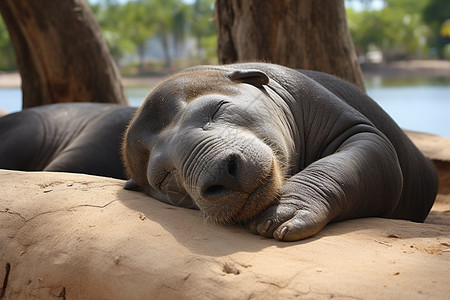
xmin=0 ymin=0 xmax=217 ymax=73
xmin=422 ymin=0 xmax=450 ymax=58
xmin=346 ymin=0 xmax=444 ymax=60
xmin=0 ymin=17 xmax=16 ymax=71
xmin=89 ymin=0 xmax=217 ymax=71
xmin=191 ymin=0 xmax=216 ymax=58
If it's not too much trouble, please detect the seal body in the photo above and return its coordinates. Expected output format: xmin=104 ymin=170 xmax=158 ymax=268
xmin=0 ymin=103 xmax=136 ymax=179
xmin=123 ymin=63 xmax=438 ymax=241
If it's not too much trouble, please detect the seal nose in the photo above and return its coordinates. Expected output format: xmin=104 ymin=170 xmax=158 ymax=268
xmin=201 ymin=153 xmax=242 ymax=200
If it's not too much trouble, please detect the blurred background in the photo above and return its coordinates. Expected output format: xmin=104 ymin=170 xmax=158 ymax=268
xmin=0 ymin=0 xmax=449 ymax=137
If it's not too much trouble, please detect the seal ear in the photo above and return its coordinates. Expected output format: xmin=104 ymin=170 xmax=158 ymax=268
xmin=124 ymin=178 xmax=141 ymax=191
xmin=227 ymin=69 xmax=269 ymax=87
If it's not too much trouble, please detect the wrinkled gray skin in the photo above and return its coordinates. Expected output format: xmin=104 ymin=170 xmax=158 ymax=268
xmin=123 ymin=63 xmax=438 ymax=241
xmin=0 ymin=103 xmax=136 ymax=179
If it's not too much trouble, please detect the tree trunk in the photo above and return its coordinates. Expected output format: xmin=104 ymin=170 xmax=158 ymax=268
xmin=0 ymin=0 xmax=128 ymax=108
xmin=214 ymin=0 xmax=365 ymax=91
xmin=161 ymin=31 xmax=172 ymax=68
xmin=138 ymin=43 xmax=146 ymax=73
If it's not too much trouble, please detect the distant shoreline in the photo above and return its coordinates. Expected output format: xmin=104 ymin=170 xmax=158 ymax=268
xmin=0 ymin=72 xmax=166 ymax=89
xmin=361 ymin=60 xmax=450 ymax=78
xmin=1 ymin=60 xmax=449 ymax=88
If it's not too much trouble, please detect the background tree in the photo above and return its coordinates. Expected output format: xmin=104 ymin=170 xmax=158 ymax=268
xmin=191 ymin=0 xmax=217 ymax=60
xmin=0 ymin=18 xmax=15 ymax=71
xmin=0 ymin=0 xmax=127 ymax=108
xmin=91 ymin=0 xmax=192 ymax=70
xmin=122 ymin=1 xmax=157 ymax=71
xmin=347 ymin=0 xmax=430 ymax=61
xmin=422 ymin=0 xmax=450 ymax=59
xmin=147 ymin=0 xmax=190 ymax=68
xmin=91 ymin=1 xmax=137 ymax=63
xmin=214 ymin=0 xmax=365 ymax=91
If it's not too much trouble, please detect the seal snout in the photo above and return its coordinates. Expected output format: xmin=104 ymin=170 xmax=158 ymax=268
xmin=194 ymin=145 xmax=283 ymax=224
xmin=200 ymin=153 xmax=242 ymax=201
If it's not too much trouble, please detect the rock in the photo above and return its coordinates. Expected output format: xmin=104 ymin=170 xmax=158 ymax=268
xmin=404 ymin=131 xmax=450 ymax=226
xmin=1 ymin=170 xmax=449 ymax=299
xmin=406 ymin=130 xmax=450 ymax=162
xmin=406 ymin=130 xmax=450 ymax=195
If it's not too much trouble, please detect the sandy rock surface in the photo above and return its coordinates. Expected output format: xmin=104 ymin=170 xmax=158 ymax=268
xmin=1 ymin=170 xmax=449 ymax=299
xmin=406 ymin=131 xmax=450 ymax=227
xmin=406 ymin=130 xmax=450 ymax=162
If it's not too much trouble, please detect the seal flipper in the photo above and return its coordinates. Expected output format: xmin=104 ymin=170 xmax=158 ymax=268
xmin=227 ymin=69 xmax=269 ymax=87
xmin=249 ymin=131 xmax=403 ymax=241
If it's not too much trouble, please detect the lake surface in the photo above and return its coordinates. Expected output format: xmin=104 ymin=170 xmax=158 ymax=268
xmin=364 ymin=76 xmax=450 ymax=138
xmin=1 ymin=77 xmax=449 ymax=138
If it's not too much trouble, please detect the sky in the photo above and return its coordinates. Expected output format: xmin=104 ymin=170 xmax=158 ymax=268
xmin=88 ymin=0 xmax=385 ymax=11
xmin=345 ymin=0 xmax=385 ymax=11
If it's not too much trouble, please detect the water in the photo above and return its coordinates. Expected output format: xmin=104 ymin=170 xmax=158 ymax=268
xmin=1 ymin=78 xmax=449 ymax=138
xmin=367 ymin=85 xmax=449 ymax=137
xmin=125 ymin=87 xmax=152 ymax=107
xmin=364 ymin=76 xmax=450 ymax=137
xmin=0 ymin=88 xmax=22 ymax=113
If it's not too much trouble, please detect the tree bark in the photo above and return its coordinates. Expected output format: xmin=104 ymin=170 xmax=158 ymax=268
xmin=161 ymin=30 xmax=172 ymax=68
xmin=0 ymin=0 xmax=128 ymax=108
xmin=214 ymin=0 xmax=365 ymax=91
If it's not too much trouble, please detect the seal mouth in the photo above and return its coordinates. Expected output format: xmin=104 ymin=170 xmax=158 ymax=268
xmin=227 ymin=158 xmax=282 ymax=224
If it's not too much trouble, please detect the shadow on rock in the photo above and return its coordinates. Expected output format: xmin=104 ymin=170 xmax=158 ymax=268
xmin=115 ymin=187 xmax=448 ymax=256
